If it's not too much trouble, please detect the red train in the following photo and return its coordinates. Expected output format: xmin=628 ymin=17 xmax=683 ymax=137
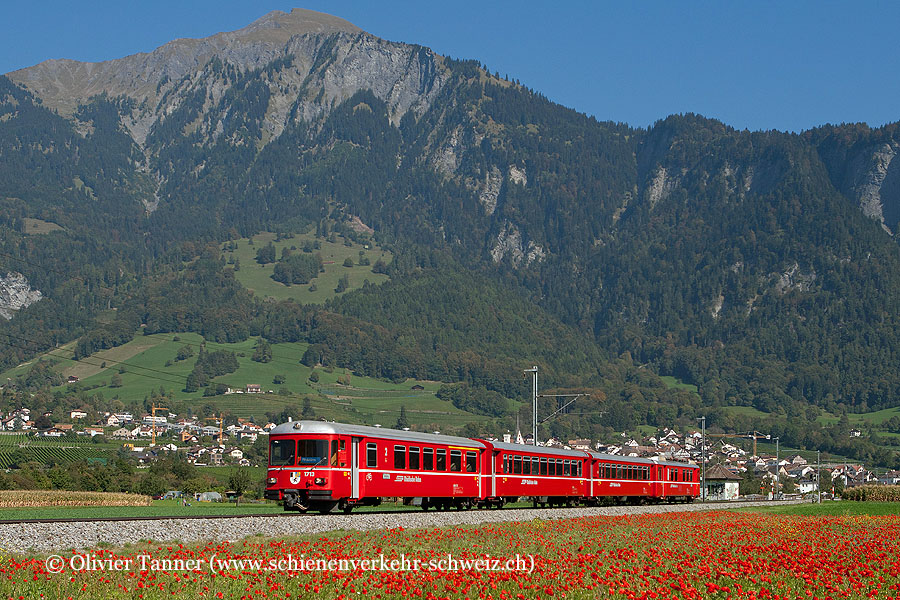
xmin=265 ymin=421 xmax=700 ymax=513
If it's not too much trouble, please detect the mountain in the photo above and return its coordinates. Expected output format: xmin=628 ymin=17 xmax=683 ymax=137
xmin=2 ymin=9 xmax=900 ymax=464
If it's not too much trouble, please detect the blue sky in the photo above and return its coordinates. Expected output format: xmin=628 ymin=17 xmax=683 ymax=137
xmin=2 ymin=1 xmax=898 ymax=132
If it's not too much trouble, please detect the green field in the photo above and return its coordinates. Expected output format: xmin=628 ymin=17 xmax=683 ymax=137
xmin=223 ymin=231 xmax=391 ymax=304
xmin=738 ymin=500 xmax=900 ymax=516
xmin=0 ymin=433 xmax=118 ymax=468
xmin=22 ymin=217 xmax=64 ymax=234
xmin=659 ymin=375 xmax=699 ymax=394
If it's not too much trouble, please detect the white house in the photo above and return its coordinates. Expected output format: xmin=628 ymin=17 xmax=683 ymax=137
xmin=704 ymin=464 xmax=742 ymax=500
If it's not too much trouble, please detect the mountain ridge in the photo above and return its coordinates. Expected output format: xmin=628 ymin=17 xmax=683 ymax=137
xmin=6 ymin=8 xmax=363 ymax=116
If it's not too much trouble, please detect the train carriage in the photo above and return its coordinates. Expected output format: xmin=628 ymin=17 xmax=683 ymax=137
xmin=479 ymin=440 xmax=587 ymax=507
xmin=653 ymin=459 xmax=701 ymax=502
xmin=586 ymin=452 xmax=657 ymax=502
xmin=265 ymin=421 xmax=484 ymax=513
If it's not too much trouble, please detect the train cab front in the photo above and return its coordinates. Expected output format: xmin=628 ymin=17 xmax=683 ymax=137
xmin=266 ymin=430 xmax=346 ymax=513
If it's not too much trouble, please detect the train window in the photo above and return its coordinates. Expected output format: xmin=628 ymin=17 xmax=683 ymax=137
xmin=366 ymin=443 xmax=377 ymax=468
xmin=450 ymin=450 xmax=462 ymax=472
xmin=394 ymin=445 xmax=406 ymax=469
xmin=576 ymin=462 xmax=582 ymax=477
xmin=466 ymin=451 xmax=477 ymax=472
xmin=298 ymin=439 xmax=329 ymax=466
xmin=423 ymin=448 xmax=434 ymax=470
xmin=554 ymin=459 xmax=561 ymax=476
xmin=540 ymin=457 xmax=547 ymax=475
xmin=532 ymin=457 xmax=539 ymax=475
xmin=409 ymin=447 xmax=420 ymax=470
xmin=270 ymin=439 xmax=296 ymax=466
xmin=522 ymin=456 xmax=531 ymax=475
xmin=436 ymin=449 xmax=447 ymax=471
xmin=563 ymin=461 xmax=570 ymax=477
xmin=513 ymin=455 xmax=522 ymax=475
xmin=331 ymin=440 xmax=339 ymax=466
xmin=504 ymin=455 xmax=511 ymax=474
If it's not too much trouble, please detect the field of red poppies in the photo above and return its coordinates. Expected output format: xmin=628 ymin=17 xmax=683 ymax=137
xmin=3 ymin=510 xmax=900 ymax=599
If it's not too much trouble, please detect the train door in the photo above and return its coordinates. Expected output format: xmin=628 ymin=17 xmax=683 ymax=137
xmin=491 ymin=450 xmax=500 ymax=497
xmin=655 ymin=464 xmax=665 ymax=500
xmin=351 ymin=437 xmax=361 ymax=499
xmin=588 ymin=459 xmax=594 ymax=497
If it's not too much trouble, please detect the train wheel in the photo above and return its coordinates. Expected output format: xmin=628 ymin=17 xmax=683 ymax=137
xmin=342 ymin=504 xmax=353 ymax=514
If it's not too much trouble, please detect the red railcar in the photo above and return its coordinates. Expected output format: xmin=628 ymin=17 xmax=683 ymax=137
xmin=477 ymin=440 xmax=588 ymax=508
xmin=586 ymin=452 xmax=699 ymax=503
xmin=265 ymin=421 xmax=484 ymax=513
xmin=266 ymin=421 xmax=700 ymax=513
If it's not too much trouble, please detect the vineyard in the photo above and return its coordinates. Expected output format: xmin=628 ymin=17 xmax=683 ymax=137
xmin=0 ymin=433 xmax=113 ymax=468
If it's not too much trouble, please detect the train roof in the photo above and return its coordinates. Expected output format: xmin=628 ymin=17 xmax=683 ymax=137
xmin=586 ymin=451 xmax=698 ymax=468
xmin=269 ymin=420 xmax=485 ymax=449
xmin=488 ymin=441 xmax=588 ymax=458
xmin=586 ymin=451 xmax=657 ymax=465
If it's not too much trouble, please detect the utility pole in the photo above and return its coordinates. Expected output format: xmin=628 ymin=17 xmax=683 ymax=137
xmin=817 ymin=450 xmax=821 ymax=504
xmin=774 ymin=437 xmax=780 ymax=501
xmin=697 ymin=416 xmax=706 ymax=502
xmin=151 ymin=404 xmax=168 ymax=447
xmin=524 ymin=366 xmax=538 ymax=446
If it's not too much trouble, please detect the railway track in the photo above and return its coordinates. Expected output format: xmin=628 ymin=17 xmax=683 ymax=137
xmin=0 ymin=498 xmax=788 ymax=526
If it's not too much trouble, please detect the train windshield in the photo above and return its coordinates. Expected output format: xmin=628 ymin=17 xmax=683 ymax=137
xmin=298 ymin=439 xmax=329 ymax=466
xmin=270 ymin=439 xmax=296 ymax=466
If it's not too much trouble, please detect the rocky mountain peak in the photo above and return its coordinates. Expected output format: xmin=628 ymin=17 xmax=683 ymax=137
xmin=6 ymin=8 xmax=363 ymax=115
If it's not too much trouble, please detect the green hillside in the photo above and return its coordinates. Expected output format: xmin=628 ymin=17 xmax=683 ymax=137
xmin=223 ymin=230 xmax=391 ymax=303
xmin=0 ymin=332 xmax=486 ymax=429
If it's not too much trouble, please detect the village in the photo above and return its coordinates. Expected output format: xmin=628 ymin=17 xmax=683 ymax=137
xmin=2 ymin=395 xmax=899 ymax=501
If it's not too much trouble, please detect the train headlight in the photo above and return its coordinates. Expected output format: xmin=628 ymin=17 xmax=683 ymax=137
xmin=314 ymin=477 xmax=326 ymax=486
xmin=267 ymin=477 xmax=277 ymax=485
